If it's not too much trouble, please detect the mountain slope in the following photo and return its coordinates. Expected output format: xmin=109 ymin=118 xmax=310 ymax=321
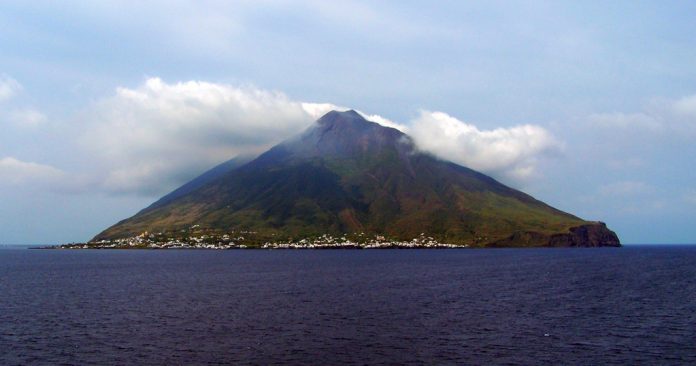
xmin=94 ymin=110 xmax=619 ymax=247
xmin=144 ymin=154 xmax=254 ymax=211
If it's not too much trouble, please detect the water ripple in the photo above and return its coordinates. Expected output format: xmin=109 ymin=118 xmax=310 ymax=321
xmin=0 ymin=247 xmax=695 ymax=364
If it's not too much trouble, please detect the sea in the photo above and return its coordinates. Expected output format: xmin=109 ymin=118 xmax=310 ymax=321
xmin=1 ymin=246 xmax=695 ymax=365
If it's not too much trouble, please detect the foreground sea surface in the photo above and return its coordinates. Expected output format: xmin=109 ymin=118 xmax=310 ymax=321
xmin=1 ymin=246 xmax=695 ymax=365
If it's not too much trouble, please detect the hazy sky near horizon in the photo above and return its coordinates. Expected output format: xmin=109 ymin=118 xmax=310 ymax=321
xmin=1 ymin=1 xmax=695 ymax=244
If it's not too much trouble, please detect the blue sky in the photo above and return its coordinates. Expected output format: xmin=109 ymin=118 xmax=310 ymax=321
xmin=1 ymin=1 xmax=695 ymax=244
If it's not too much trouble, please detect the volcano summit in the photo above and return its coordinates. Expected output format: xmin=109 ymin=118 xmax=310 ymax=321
xmin=92 ymin=110 xmax=619 ymax=248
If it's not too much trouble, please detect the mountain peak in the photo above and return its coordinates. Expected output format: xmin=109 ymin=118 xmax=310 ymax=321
xmin=292 ymin=109 xmax=410 ymax=159
xmin=317 ymin=109 xmax=366 ymax=125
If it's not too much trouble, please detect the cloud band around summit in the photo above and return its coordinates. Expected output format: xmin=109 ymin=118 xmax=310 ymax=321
xmin=74 ymin=78 xmax=562 ymax=195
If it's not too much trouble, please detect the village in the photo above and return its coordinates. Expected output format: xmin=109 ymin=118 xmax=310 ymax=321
xmin=53 ymin=227 xmax=465 ymax=250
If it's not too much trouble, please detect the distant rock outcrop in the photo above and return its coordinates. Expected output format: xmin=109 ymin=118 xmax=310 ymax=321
xmin=489 ymin=222 xmax=621 ymax=247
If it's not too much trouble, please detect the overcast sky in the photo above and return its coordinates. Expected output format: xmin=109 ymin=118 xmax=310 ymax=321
xmin=1 ymin=0 xmax=695 ymax=244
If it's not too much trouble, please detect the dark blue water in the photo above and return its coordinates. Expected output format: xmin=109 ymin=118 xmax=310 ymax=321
xmin=1 ymin=247 xmax=695 ymax=365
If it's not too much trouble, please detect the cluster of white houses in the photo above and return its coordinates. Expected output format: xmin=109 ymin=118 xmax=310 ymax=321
xmin=261 ymin=234 xmax=463 ymax=249
xmin=56 ymin=231 xmax=465 ymax=249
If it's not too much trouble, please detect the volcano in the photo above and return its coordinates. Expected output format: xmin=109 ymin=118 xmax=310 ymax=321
xmin=94 ymin=110 xmax=620 ymax=247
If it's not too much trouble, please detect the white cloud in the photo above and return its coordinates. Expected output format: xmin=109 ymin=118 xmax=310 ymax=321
xmin=301 ymin=102 xmax=342 ymax=120
xmin=0 ymin=75 xmax=47 ymax=128
xmin=600 ymin=181 xmax=652 ymax=196
xmin=8 ymin=109 xmax=47 ymax=126
xmin=0 ymin=75 xmax=21 ymax=102
xmin=358 ymin=112 xmax=408 ymax=132
xmin=0 ymin=157 xmax=65 ymax=185
xmin=76 ymin=78 xmax=563 ymax=195
xmin=586 ymin=94 xmax=696 ymax=134
xmin=82 ymin=78 xmax=319 ymax=195
xmin=301 ymin=102 xmax=408 ymax=132
xmin=408 ymin=111 xmax=561 ymax=181
xmin=587 ymin=112 xmax=662 ymax=130
xmin=672 ymin=95 xmax=696 ymax=117
xmin=79 ymin=78 xmax=419 ymax=195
